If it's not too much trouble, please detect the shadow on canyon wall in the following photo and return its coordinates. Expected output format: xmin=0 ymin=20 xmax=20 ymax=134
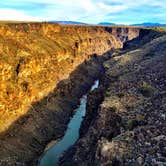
xmin=0 ymin=50 xmax=113 ymax=165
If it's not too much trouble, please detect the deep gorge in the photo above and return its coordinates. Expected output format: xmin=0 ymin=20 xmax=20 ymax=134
xmin=1 ymin=23 xmax=164 ymax=165
xmin=60 ymin=28 xmax=166 ymax=166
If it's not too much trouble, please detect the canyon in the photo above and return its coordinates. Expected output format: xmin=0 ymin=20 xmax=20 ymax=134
xmin=60 ymin=28 xmax=166 ymax=165
xmin=0 ymin=23 xmax=165 ymax=165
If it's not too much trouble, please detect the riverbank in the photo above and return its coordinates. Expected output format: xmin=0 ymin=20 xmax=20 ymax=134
xmin=38 ymin=80 xmax=99 ymax=166
xmin=0 ymin=54 xmax=107 ymax=165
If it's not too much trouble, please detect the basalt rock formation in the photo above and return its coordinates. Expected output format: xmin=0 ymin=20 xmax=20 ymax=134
xmin=0 ymin=23 xmax=140 ymax=165
xmin=60 ymin=28 xmax=166 ymax=165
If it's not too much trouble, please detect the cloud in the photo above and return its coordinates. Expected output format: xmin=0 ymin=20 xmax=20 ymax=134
xmin=0 ymin=0 xmax=165 ymax=23
xmin=98 ymin=2 xmax=127 ymax=13
xmin=0 ymin=8 xmax=40 ymax=21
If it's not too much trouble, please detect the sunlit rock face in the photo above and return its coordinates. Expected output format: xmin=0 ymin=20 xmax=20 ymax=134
xmin=0 ymin=23 xmax=140 ymax=133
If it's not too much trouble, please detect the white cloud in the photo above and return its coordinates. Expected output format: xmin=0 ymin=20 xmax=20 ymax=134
xmin=98 ymin=2 xmax=127 ymax=13
xmin=78 ymin=0 xmax=96 ymax=12
xmin=0 ymin=8 xmax=40 ymax=21
xmin=0 ymin=0 xmax=165 ymax=23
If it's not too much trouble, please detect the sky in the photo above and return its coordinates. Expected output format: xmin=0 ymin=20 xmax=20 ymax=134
xmin=0 ymin=0 xmax=165 ymax=24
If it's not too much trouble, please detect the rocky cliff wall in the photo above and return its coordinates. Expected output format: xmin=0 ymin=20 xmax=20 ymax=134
xmin=0 ymin=23 xmax=139 ymax=133
xmin=0 ymin=23 xmax=140 ymax=165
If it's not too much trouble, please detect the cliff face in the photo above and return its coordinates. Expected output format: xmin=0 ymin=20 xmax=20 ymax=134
xmin=0 ymin=23 xmax=140 ymax=165
xmin=0 ymin=23 xmax=139 ymax=133
xmin=60 ymin=29 xmax=166 ymax=165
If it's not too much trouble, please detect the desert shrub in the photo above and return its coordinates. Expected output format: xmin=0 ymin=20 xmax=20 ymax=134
xmin=144 ymin=53 xmax=156 ymax=58
xmin=125 ymin=104 xmax=135 ymax=111
xmin=110 ymin=75 xmax=119 ymax=82
xmin=127 ymin=114 xmax=146 ymax=130
xmin=117 ymin=92 xmax=125 ymax=98
xmin=127 ymin=119 xmax=139 ymax=130
xmin=109 ymin=106 xmax=117 ymax=112
xmin=138 ymin=82 xmax=155 ymax=97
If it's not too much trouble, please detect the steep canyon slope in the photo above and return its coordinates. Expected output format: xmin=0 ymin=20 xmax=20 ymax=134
xmin=0 ymin=23 xmax=139 ymax=165
xmin=60 ymin=28 xmax=166 ymax=165
xmin=0 ymin=23 xmax=139 ymax=133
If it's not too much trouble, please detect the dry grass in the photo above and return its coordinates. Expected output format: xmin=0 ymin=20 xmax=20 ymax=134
xmin=151 ymin=27 xmax=166 ymax=32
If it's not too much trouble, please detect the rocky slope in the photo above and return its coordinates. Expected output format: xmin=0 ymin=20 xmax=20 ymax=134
xmin=0 ymin=23 xmax=140 ymax=165
xmin=60 ymin=29 xmax=166 ymax=165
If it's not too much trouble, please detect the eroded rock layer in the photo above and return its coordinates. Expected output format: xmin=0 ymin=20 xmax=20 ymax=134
xmin=0 ymin=23 xmax=140 ymax=165
xmin=0 ymin=23 xmax=139 ymax=132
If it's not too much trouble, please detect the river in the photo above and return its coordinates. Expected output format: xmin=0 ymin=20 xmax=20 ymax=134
xmin=38 ymin=80 xmax=99 ymax=166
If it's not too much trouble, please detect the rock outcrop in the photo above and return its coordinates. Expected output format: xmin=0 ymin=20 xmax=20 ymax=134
xmin=0 ymin=23 xmax=140 ymax=165
xmin=60 ymin=29 xmax=166 ymax=165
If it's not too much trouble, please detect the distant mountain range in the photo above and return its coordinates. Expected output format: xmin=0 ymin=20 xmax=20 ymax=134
xmin=48 ymin=21 xmax=87 ymax=25
xmin=49 ymin=21 xmax=116 ymax=26
xmin=98 ymin=22 xmax=116 ymax=26
xmin=131 ymin=22 xmax=166 ymax=27
xmin=48 ymin=21 xmax=166 ymax=27
xmin=98 ymin=22 xmax=166 ymax=27
xmin=99 ymin=22 xmax=166 ymax=27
